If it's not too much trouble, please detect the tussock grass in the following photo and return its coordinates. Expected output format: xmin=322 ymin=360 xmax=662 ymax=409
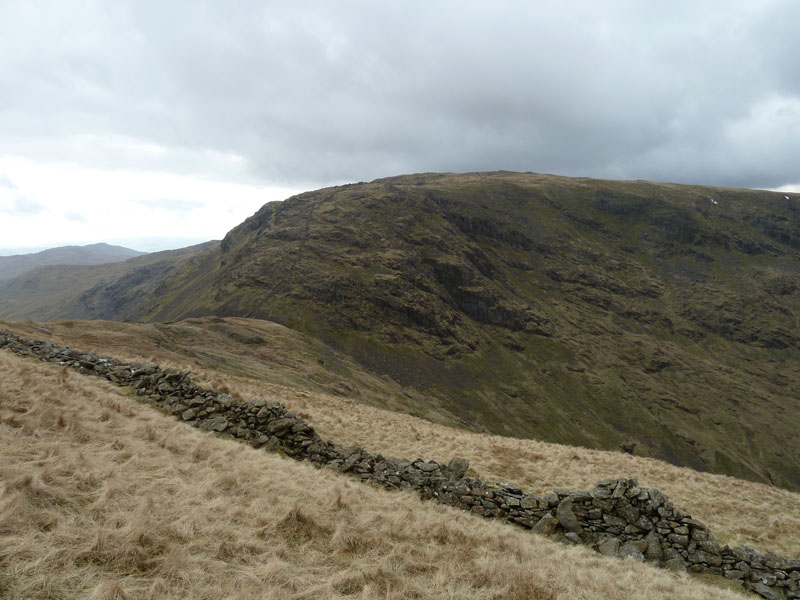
xmin=286 ymin=390 xmax=800 ymax=558
xmin=5 ymin=318 xmax=800 ymax=559
xmin=123 ymin=353 xmax=800 ymax=559
xmin=0 ymin=350 xmax=755 ymax=599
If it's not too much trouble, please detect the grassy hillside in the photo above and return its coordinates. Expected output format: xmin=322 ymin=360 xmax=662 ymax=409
xmin=0 ymin=317 xmax=453 ymax=427
xmin=0 ymin=243 xmax=145 ymax=280
xmin=3 ymin=317 xmax=800 ymax=561
xmin=0 ymin=242 xmax=216 ymax=320
xmin=2 ymin=340 xmax=791 ymax=599
xmin=1 ymin=172 xmax=799 ymax=491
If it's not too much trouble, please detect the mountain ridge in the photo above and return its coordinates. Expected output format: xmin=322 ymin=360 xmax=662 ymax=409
xmin=1 ymin=171 xmax=799 ymax=490
xmin=0 ymin=242 xmax=146 ymax=280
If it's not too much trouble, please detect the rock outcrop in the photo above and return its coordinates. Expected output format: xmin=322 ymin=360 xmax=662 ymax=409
xmin=2 ymin=329 xmax=798 ymax=600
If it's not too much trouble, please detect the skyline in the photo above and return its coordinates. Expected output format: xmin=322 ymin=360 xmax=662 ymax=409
xmin=1 ymin=1 xmax=799 ymax=252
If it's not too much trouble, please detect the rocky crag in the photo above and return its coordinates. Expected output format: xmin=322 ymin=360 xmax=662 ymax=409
xmin=202 ymin=173 xmax=800 ymax=490
xmin=3 ymin=173 xmax=799 ymax=490
xmin=2 ymin=329 xmax=798 ymax=600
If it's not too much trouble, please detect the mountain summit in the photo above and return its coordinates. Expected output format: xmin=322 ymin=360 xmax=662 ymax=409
xmin=0 ymin=242 xmax=145 ymax=280
xmin=2 ymin=172 xmax=799 ymax=489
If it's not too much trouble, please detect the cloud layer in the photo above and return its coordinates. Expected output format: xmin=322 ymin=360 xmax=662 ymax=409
xmin=0 ymin=1 xmax=798 ymax=250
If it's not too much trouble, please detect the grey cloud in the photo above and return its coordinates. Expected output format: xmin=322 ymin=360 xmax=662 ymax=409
xmin=0 ymin=1 xmax=798 ymax=189
xmin=0 ymin=174 xmax=16 ymax=189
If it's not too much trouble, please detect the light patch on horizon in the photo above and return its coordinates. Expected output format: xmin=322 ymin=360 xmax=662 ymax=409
xmin=0 ymin=174 xmax=16 ymax=188
xmin=0 ymin=195 xmax=46 ymax=216
xmin=0 ymin=158 xmax=301 ymax=252
xmin=134 ymin=197 xmax=206 ymax=212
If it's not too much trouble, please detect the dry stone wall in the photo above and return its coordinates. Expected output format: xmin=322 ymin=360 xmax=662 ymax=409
xmin=2 ymin=329 xmax=798 ymax=600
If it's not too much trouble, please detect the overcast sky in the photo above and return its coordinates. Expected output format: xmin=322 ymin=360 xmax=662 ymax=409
xmin=1 ymin=1 xmax=799 ymax=254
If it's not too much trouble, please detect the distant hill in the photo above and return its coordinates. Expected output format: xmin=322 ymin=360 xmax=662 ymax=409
xmin=0 ymin=241 xmax=216 ymax=320
xmin=1 ymin=172 xmax=799 ymax=491
xmin=0 ymin=243 xmax=145 ymax=280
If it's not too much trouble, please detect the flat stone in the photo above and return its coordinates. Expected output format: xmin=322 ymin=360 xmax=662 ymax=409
xmin=698 ymin=538 xmax=721 ymax=554
xmin=620 ymin=543 xmax=645 ymax=562
xmin=208 ymin=416 xmax=228 ymax=432
xmin=598 ymin=536 xmax=621 ymax=557
xmin=673 ymin=525 xmax=690 ymax=535
xmin=725 ymin=570 xmax=745 ymax=580
xmin=690 ymin=551 xmax=723 ymax=567
xmin=683 ymin=518 xmax=706 ymax=528
xmin=760 ymin=574 xmax=779 ymax=586
xmin=181 ymin=408 xmax=197 ymax=421
xmin=267 ymin=418 xmax=293 ymax=435
xmin=499 ymin=483 xmax=523 ymax=495
xmin=531 ymin=513 xmax=559 ymax=536
xmin=751 ymin=582 xmax=784 ymax=600
xmin=564 ymin=532 xmax=582 ymax=545
xmin=618 ymin=504 xmax=641 ymax=524
xmin=665 ymin=557 xmax=687 ymax=573
xmin=415 ymin=461 xmax=440 ymax=472
xmin=668 ymin=533 xmax=689 ymax=547
xmin=570 ymin=491 xmax=592 ymax=501
xmin=731 ymin=547 xmax=754 ymax=562
xmin=603 ymin=514 xmax=627 ymax=529
xmin=541 ymin=493 xmax=559 ymax=507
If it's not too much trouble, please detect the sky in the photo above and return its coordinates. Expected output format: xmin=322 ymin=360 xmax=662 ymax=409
xmin=1 ymin=1 xmax=799 ymax=254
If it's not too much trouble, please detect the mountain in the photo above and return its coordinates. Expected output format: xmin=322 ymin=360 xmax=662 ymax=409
xmin=0 ymin=242 xmax=145 ymax=280
xmin=0 ymin=241 xmax=215 ymax=320
xmin=1 ymin=171 xmax=799 ymax=490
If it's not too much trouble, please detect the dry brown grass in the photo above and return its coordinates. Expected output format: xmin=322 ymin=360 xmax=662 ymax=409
xmin=0 ymin=350 xmax=757 ymax=599
xmin=281 ymin=390 xmax=800 ymax=559
xmin=5 ymin=318 xmax=800 ymax=560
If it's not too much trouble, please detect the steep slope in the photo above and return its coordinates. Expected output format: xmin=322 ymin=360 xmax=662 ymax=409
xmin=0 ymin=242 xmax=145 ymax=280
xmin=2 ymin=347 xmax=762 ymax=600
xmin=2 ymin=172 xmax=800 ymax=490
xmin=0 ymin=316 xmax=448 ymax=425
xmin=4 ymin=314 xmax=800 ymax=564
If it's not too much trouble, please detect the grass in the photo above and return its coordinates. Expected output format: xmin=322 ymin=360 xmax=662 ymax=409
xmin=4 ymin=317 xmax=800 ymax=559
xmin=0 ymin=349 xmax=758 ymax=600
